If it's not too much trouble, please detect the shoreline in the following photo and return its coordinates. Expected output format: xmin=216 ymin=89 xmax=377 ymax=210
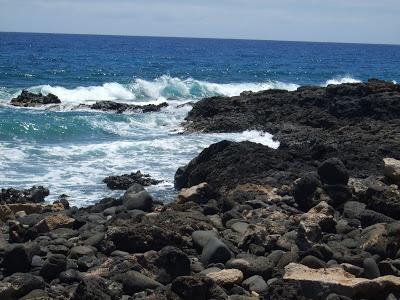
xmin=0 ymin=80 xmax=400 ymax=299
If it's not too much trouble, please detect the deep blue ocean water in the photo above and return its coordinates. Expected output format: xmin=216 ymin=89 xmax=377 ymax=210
xmin=1 ymin=32 xmax=399 ymax=206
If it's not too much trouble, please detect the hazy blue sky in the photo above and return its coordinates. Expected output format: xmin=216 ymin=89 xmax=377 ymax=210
xmin=0 ymin=0 xmax=399 ymax=44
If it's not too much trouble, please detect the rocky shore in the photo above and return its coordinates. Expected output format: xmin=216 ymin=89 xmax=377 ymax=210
xmin=0 ymin=80 xmax=400 ymax=299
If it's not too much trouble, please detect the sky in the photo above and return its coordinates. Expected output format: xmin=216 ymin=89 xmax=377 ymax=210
xmin=0 ymin=0 xmax=399 ymax=44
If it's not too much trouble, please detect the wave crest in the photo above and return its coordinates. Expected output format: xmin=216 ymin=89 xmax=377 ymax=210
xmin=20 ymin=75 xmax=300 ymax=104
xmin=0 ymin=75 xmax=368 ymax=104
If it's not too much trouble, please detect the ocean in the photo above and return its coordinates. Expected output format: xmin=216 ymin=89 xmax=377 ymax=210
xmin=1 ymin=32 xmax=399 ymax=206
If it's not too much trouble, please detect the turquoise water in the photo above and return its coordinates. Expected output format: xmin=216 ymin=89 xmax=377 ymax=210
xmin=1 ymin=32 xmax=399 ymax=206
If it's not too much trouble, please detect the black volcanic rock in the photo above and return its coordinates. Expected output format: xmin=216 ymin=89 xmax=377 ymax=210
xmin=10 ymin=90 xmax=61 ymax=107
xmin=174 ymin=140 xmax=317 ymax=191
xmin=0 ymin=186 xmax=49 ymax=204
xmin=103 ymin=171 xmax=162 ymax=190
xmin=88 ymin=100 xmax=168 ymax=113
xmin=183 ymin=80 xmax=400 ymax=179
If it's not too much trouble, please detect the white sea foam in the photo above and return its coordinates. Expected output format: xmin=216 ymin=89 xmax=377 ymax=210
xmin=19 ymin=75 xmax=299 ymax=104
xmin=323 ymin=76 xmax=361 ymax=86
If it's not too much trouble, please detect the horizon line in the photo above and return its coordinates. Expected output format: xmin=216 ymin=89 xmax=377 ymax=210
xmin=1 ymin=30 xmax=399 ymax=47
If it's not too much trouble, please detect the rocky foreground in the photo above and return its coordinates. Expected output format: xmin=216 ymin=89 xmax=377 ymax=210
xmin=0 ymin=80 xmax=399 ymax=300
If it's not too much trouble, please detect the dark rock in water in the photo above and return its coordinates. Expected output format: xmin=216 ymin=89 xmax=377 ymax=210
xmin=113 ymin=270 xmax=163 ymax=294
xmin=103 ymin=171 xmax=162 ymax=190
xmin=0 ymin=186 xmax=49 ymax=204
xmin=89 ymin=100 xmax=168 ymax=113
xmin=293 ymin=172 xmax=321 ymax=210
xmin=0 ymin=273 xmax=44 ymax=299
xmin=40 ymin=254 xmax=67 ymax=281
xmin=10 ymin=90 xmax=61 ymax=107
xmin=318 ymin=158 xmax=349 ymax=185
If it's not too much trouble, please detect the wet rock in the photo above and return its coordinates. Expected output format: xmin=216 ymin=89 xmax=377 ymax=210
xmin=10 ymin=91 xmax=61 ymax=107
xmin=103 ymin=171 xmax=162 ymax=190
xmin=113 ymin=270 xmax=163 ymax=294
xmin=89 ymin=100 xmax=168 ymax=113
